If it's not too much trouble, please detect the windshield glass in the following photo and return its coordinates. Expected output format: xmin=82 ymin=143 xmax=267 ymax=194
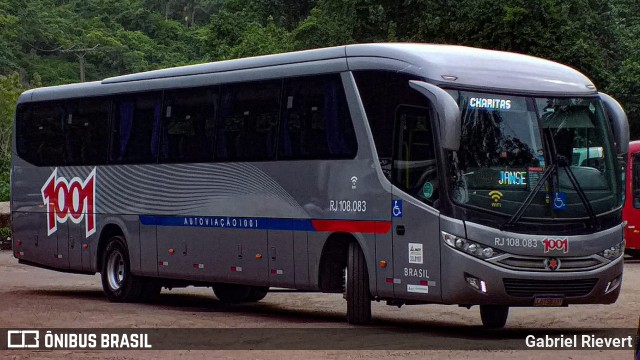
xmin=447 ymin=91 xmax=622 ymax=219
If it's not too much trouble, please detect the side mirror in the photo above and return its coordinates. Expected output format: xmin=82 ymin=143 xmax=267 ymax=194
xmin=409 ymin=80 xmax=461 ymax=151
xmin=599 ymin=92 xmax=629 ymax=155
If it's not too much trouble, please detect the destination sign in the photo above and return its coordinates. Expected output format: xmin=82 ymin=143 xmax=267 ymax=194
xmin=469 ymin=98 xmax=512 ymax=110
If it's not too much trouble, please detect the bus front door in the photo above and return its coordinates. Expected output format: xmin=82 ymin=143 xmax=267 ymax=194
xmin=391 ymin=105 xmax=442 ymax=302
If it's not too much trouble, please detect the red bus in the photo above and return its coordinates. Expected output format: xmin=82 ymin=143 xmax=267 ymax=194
xmin=625 ymin=140 xmax=640 ymax=257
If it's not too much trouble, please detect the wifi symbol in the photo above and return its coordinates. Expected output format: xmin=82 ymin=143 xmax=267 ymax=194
xmin=351 ymin=176 xmax=358 ymax=189
xmin=489 ymin=190 xmax=503 ymax=202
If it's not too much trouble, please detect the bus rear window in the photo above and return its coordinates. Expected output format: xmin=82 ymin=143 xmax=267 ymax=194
xmin=17 ymin=100 xmax=110 ymax=166
xmin=17 ymin=102 xmax=67 ymax=166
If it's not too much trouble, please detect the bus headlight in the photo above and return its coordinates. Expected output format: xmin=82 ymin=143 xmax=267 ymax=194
xmin=598 ymin=241 xmax=625 ymax=259
xmin=442 ymin=231 xmax=501 ymax=259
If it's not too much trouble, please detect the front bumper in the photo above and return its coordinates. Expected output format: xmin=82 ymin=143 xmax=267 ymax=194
xmin=440 ymin=245 xmax=623 ymax=306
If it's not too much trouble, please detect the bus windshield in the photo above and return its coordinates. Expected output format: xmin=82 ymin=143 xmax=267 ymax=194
xmin=448 ymin=91 xmax=622 ymax=220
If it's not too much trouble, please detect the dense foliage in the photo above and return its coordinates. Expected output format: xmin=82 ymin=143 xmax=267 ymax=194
xmin=1 ymin=0 xmax=640 ymax=201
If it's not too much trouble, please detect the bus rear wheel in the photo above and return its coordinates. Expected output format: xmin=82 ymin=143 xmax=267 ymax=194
xmin=214 ymin=283 xmax=252 ymax=303
xmin=101 ymin=236 xmax=144 ymax=302
xmin=346 ymin=241 xmax=372 ymax=325
xmin=480 ymin=305 xmax=509 ymax=329
xmin=246 ymin=286 xmax=269 ymax=302
xmin=139 ymin=278 xmax=162 ymax=303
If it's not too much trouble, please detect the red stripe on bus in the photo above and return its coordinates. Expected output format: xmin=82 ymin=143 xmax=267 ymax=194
xmin=311 ymin=220 xmax=392 ymax=234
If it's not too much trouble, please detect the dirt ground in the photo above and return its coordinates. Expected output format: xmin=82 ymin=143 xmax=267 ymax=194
xmin=1 ymin=250 xmax=638 ymax=359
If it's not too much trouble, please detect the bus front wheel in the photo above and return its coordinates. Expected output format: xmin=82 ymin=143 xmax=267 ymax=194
xmin=480 ymin=305 xmax=509 ymax=329
xmin=625 ymin=249 xmax=640 ymax=259
xmin=101 ymin=236 xmax=144 ymax=302
xmin=346 ymin=241 xmax=372 ymax=325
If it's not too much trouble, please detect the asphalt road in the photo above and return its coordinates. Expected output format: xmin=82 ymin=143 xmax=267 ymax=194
xmin=0 ymin=251 xmax=638 ymax=359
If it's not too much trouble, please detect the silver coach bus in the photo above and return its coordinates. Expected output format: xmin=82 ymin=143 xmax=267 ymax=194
xmin=11 ymin=43 xmax=629 ymax=328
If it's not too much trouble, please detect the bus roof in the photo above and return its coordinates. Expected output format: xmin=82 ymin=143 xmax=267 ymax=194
xmin=18 ymin=43 xmax=597 ymax=103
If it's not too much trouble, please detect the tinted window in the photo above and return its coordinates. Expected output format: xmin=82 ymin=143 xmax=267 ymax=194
xmin=161 ymin=88 xmax=216 ymax=163
xmin=393 ymin=106 xmax=439 ymax=206
xmin=279 ymin=74 xmax=357 ymax=159
xmin=65 ymin=99 xmax=110 ymax=165
xmin=110 ymin=93 xmax=162 ymax=163
xmin=216 ymin=81 xmax=281 ymax=161
xmin=17 ymin=102 xmax=66 ymax=165
xmin=354 ymin=71 xmax=427 ymax=179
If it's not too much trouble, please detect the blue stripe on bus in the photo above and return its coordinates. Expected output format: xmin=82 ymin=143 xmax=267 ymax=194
xmin=139 ymin=215 xmax=315 ymax=232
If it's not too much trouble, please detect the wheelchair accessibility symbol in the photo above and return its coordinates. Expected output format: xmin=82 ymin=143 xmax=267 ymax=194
xmin=392 ymin=200 xmax=403 ymax=218
xmin=552 ymin=192 xmax=567 ymax=211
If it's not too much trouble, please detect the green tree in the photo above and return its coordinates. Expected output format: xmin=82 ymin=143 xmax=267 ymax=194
xmin=0 ymin=4 xmax=21 ymax=72
xmin=0 ymin=0 xmax=639 ymax=142
xmin=228 ymin=21 xmax=293 ymax=58
xmin=608 ymin=0 xmax=640 ymax=139
xmin=608 ymin=61 xmax=640 ymax=141
xmin=291 ymin=0 xmax=356 ymax=50
xmin=0 ymin=72 xmax=33 ymax=201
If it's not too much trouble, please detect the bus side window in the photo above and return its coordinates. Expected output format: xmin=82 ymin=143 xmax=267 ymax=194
xmin=393 ymin=105 xmax=439 ymax=206
xmin=353 ymin=71 xmax=427 ymax=180
xmin=17 ymin=102 xmax=66 ymax=166
xmin=65 ymin=99 xmax=110 ymax=165
xmin=110 ymin=93 xmax=162 ymax=164
xmin=279 ymin=74 xmax=357 ymax=160
xmin=216 ymin=81 xmax=280 ymax=161
xmin=160 ymin=88 xmax=217 ymax=163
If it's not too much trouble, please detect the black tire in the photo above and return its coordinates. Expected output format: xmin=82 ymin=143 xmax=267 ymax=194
xmin=245 ymin=286 xmax=269 ymax=302
xmin=346 ymin=241 xmax=372 ymax=325
xmin=625 ymin=249 xmax=640 ymax=259
xmin=480 ymin=305 xmax=509 ymax=329
xmin=101 ymin=236 xmax=144 ymax=302
xmin=213 ymin=283 xmax=252 ymax=303
xmin=138 ymin=278 xmax=162 ymax=303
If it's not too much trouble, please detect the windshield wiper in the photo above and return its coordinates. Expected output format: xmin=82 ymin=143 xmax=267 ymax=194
xmin=500 ymin=163 xmax=557 ymax=230
xmin=558 ymin=157 xmax=600 ymax=230
xmin=500 ymin=157 xmax=601 ymax=231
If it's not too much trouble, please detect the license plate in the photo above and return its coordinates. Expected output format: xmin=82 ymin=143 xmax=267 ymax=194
xmin=534 ymin=297 xmax=564 ymax=307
